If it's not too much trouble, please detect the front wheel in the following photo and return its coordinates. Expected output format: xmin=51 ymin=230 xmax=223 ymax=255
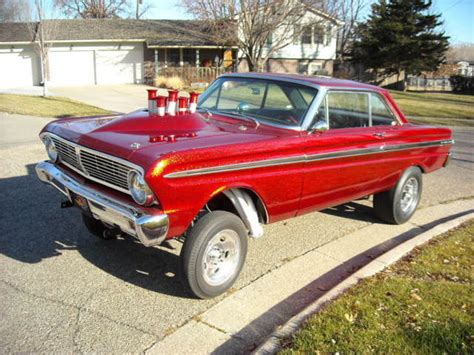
xmin=181 ymin=211 xmax=248 ymax=299
xmin=373 ymin=166 xmax=423 ymax=224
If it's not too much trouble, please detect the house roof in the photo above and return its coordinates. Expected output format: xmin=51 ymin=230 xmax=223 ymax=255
xmin=0 ymin=19 xmax=230 ymax=46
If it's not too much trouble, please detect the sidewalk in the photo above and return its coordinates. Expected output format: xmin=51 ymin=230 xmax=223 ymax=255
xmin=146 ymin=199 xmax=474 ymax=354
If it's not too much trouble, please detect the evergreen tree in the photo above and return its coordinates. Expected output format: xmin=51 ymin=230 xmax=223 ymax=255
xmin=351 ymin=0 xmax=449 ymax=81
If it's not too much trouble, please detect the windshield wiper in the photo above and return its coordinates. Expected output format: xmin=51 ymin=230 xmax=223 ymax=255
xmin=197 ymin=108 xmax=260 ymax=128
xmin=230 ymin=112 xmax=260 ymax=128
xmin=196 ymin=107 xmax=213 ymax=121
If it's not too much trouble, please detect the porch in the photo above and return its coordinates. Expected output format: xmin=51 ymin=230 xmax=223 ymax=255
xmin=144 ymin=46 xmax=238 ymax=83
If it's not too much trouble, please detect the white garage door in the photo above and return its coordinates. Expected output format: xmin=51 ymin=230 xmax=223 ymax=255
xmin=49 ymin=51 xmax=95 ymax=86
xmin=0 ymin=51 xmax=37 ymax=88
xmin=95 ymin=48 xmax=143 ymax=85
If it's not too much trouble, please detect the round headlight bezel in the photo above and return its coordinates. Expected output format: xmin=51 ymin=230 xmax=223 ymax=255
xmin=127 ymin=170 xmax=154 ymax=206
xmin=44 ymin=136 xmax=59 ymax=162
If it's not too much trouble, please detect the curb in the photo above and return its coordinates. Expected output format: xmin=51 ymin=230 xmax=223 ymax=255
xmin=146 ymin=200 xmax=474 ymax=355
xmin=253 ymin=211 xmax=474 ymax=354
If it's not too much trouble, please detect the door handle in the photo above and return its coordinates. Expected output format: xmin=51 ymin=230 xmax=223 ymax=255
xmin=373 ymin=132 xmax=386 ymax=138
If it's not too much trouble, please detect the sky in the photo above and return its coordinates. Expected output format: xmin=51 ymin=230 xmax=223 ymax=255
xmin=142 ymin=0 xmax=474 ymax=44
xmin=40 ymin=0 xmax=473 ymax=44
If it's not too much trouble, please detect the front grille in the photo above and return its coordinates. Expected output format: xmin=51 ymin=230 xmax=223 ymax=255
xmin=51 ymin=137 xmax=82 ymax=171
xmin=48 ymin=135 xmax=137 ymax=194
xmin=80 ymin=151 xmax=131 ymax=191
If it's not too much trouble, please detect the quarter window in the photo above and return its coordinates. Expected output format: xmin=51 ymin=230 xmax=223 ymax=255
xmin=371 ymin=94 xmax=397 ymax=126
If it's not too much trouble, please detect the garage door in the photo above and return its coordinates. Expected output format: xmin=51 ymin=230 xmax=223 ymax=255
xmin=0 ymin=51 xmax=37 ymax=88
xmin=49 ymin=51 xmax=95 ymax=86
xmin=95 ymin=48 xmax=143 ymax=85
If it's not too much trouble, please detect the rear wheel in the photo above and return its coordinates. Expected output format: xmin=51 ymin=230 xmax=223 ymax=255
xmin=181 ymin=211 xmax=248 ymax=299
xmin=373 ymin=166 xmax=423 ymax=224
xmin=82 ymin=214 xmax=116 ymax=240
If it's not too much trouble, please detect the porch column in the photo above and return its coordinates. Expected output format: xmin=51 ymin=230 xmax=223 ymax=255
xmin=195 ymin=49 xmax=200 ymax=67
xmin=164 ymin=48 xmax=168 ymax=68
xmin=154 ymin=49 xmax=159 ymax=76
xmin=179 ymin=48 xmax=184 ymax=67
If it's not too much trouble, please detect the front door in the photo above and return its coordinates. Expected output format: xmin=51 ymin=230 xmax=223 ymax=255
xmin=298 ymin=90 xmax=400 ymax=215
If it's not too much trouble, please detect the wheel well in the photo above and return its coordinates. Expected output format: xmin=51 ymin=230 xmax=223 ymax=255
xmin=205 ymin=188 xmax=268 ymax=224
xmin=414 ymin=164 xmax=425 ymax=173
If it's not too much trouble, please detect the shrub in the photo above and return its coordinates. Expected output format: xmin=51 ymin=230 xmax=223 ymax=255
xmin=449 ymin=75 xmax=474 ymax=94
xmin=154 ymin=76 xmax=185 ymax=90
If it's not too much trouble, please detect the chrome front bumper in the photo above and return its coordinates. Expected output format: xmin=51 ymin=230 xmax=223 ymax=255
xmin=36 ymin=161 xmax=169 ymax=247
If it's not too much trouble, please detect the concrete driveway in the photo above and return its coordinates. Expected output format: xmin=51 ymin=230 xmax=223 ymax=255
xmin=50 ymin=84 xmax=154 ymax=113
xmin=1 ymin=118 xmax=473 ymax=352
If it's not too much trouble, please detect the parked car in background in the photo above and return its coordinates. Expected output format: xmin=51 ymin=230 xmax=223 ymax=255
xmin=36 ymin=73 xmax=453 ymax=298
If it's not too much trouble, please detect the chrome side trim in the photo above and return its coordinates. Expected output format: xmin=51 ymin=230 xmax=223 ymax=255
xmin=36 ymin=161 xmax=168 ymax=247
xmin=164 ymin=139 xmax=454 ymax=179
xmin=40 ymin=132 xmax=143 ymax=195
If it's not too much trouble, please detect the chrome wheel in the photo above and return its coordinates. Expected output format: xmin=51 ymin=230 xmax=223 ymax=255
xmin=400 ymin=177 xmax=419 ymax=214
xmin=202 ymin=229 xmax=241 ymax=287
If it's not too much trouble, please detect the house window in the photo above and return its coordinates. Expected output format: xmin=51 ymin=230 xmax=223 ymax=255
xmin=308 ymin=62 xmax=322 ymax=75
xmin=293 ymin=25 xmax=300 ymax=44
xmin=301 ymin=26 xmax=312 ymax=44
xmin=168 ymin=49 xmax=180 ymax=66
xmin=183 ymin=48 xmax=196 ymax=66
xmin=267 ymin=33 xmax=273 ymax=45
xmin=313 ymin=26 xmax=324 ymax=44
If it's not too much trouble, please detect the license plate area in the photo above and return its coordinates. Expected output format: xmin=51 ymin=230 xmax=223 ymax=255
xmin=69 ymin=190 xmax=92 ymax=216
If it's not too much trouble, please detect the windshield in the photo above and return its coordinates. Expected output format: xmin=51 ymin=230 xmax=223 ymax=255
xmin=198 ymin=78 xmax=318 ymax=127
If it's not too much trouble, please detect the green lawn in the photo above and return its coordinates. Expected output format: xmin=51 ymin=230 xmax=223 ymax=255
xmin=281 ymin=220 xmax=474 ymax=354
xmin=0 ymin=94 xmax=112 ymax=118
xmin=390 ymin=91 xmax=474 ymax=125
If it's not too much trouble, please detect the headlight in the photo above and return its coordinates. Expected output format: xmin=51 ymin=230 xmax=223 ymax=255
xmin=127 ymin=170 xmax=154 ymax=205
xmin=43 ymin=136 xmax=59 ymax=162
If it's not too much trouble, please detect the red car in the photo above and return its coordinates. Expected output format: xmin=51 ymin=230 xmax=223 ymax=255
xmin=36 ymin=73 xmax=453 ymax=298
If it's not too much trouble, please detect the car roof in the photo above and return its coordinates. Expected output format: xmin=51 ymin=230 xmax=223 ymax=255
xmin=222 ymin=72 xmax=386 ymax=92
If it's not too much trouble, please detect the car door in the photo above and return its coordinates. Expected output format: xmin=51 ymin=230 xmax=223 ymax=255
xmin=298 ymin=90 xmax=397 ymax=216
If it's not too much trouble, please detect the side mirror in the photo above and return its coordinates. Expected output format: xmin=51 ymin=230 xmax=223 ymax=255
xmin=312 ymin=120 xmax=329 ymax=132
xmin=237 ymin=102 xmax=250 ymax=115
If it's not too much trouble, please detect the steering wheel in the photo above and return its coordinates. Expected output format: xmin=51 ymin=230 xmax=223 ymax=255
xmin=283 ymin=114 xmax=299 ymax=124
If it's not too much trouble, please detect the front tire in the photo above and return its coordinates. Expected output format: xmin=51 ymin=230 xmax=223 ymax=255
xmin=373 ymin=166 xmax=423 ymax=224
xmin=181 ymin=211 xmax=248 ymax=299
xmin=82 ymin=214 xmax=116 ymax=240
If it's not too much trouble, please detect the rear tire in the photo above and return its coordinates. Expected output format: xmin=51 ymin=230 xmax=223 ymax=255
xmin=373 ymin=166 xmax=423 ymax=224
xmin=82 ymin=214 xmax=116 ymax=240
xmin=181 ymin=211 xmax=248 ymax=299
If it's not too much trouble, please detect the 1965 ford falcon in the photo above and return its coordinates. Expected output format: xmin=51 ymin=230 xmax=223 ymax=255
xmin=36 ymin=73 xmax=453 ymax=298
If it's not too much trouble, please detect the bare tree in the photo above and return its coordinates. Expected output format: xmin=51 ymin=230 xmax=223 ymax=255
xmin=135 ymin=0 xmax=152 ymax=19
xmin=22 ymin=0 xmax=58 ymax=97
xmin=0 ymin=0 xmax=24 ymax=22
xmin=54 ymin=0 xmax=130 ymax=18
xmin=181 ymin=0 xmax=337 ymax=72
xmin=331 ymin=0 xmax=365 ymax=62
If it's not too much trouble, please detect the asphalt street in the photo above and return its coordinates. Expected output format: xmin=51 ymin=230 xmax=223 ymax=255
xmin=0 ymin=118 xmax=473 ymax=352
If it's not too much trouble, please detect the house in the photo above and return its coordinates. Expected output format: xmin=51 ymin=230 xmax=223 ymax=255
xmin=0 ymin=19 xmax=236 ymax=88
xmin=0 ymin=11 xmax=341 ymax=88
xmin=247 ymin=8 xmax=343 ymax=75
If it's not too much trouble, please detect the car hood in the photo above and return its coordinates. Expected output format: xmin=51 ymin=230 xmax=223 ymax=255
xmin=42 ymin=110 xmax=299 ymax=169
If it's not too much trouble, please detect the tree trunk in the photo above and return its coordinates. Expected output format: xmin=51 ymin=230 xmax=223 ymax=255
xmin=246 ymin=55 xmax=256 ymax=72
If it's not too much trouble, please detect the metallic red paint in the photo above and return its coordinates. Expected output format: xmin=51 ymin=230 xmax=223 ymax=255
xmin=40 ymin=75 xmax=452 ymax=239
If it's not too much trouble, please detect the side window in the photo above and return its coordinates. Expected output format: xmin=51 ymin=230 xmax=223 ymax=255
xmin=371 ymin=94 xmax=397 ymax=126
xmin=327 ymin=92 xmax=370 ymax=129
